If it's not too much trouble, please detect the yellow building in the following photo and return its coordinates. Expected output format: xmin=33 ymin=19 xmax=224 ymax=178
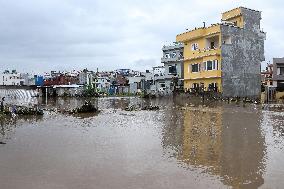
xmin=176 ymin=7 xmax=266 ymax=97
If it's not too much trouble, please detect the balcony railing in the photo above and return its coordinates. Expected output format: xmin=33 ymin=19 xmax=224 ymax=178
xmin=186 ymin=70 xmax=222 ymax=80
xmin=186 ymin=48 xmax=221 ymax=61
xmin=161 ymin=57 xmax=183 ymax=63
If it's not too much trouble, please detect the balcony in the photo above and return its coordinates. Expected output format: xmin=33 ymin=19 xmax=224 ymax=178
xmin=161 ymin=57 xmax=183 ymax=63
xmin=153 ymin=74 xmax=165 ymax=81
xmin=186 ymin=70 xmax=222 ymax=80
xmin=186 ymin=48 xmax=221 ymax=61
xmin=162 ymin=43 xmax=184 ymax=51
xmin=176 ymin=24 xmax=221 ymax=42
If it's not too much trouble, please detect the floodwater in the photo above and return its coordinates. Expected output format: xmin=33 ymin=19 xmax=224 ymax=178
xmin=0 ymin=97 xmax=284 ymax=189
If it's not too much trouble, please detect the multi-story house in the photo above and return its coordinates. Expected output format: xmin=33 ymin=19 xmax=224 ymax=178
xmin=176 ymin=7 xmax=266 ymax=98
xmin=79 ymin=69 xmax=95 ymax=86
xmin=272 ymin=58 xmax=284 ymax=89
xmin=261 ymin=63 xmax=273 ymax=87
xmin=127 ymin=75 xmax=145 ymax=94
xmin=161 ymin=42 xmax=184 ymax=93
xmin=152 ymin=66 xmax=166 ymax=95
xmin=0 ymin=70 xmax=25 ymax=86
xmin=95 ymin=76 xmax=111 ymax=93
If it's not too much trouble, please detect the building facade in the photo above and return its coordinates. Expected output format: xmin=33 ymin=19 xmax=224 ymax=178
xmin=161 ymin=42 xmax=184 ymax=94
xmin=127 ymin=76 xmax=145 ymax=94
xmin=152 ymin=66 xmax=166 ymax=95
xmin=176 ymin=7 xmax=266 ymax=98
xmin=0 ymin=70 xmax=25 ymax=86
xmin=95 ymin=76 xmax=111 ymax=93
xmin=261 ymin=63 xmax=273 ymax=87
xmin=272 ymin=58 xmax=284 ymax=89
xmin=79 ymin=69 xmax=95 ymax=86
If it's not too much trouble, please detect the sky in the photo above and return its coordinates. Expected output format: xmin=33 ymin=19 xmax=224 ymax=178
xmin=0 ymin=0 xmax=283 ymax=74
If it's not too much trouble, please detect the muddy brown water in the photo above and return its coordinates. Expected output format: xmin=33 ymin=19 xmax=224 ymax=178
xmin=0 ymin=97 xmax=284 ymax=189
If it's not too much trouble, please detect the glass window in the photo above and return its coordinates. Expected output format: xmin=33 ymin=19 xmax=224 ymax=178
xmin=171 ymin=52 xmax=177 ymax=58
xmin=192 ymin=64 xmax=199 ymax=72
xmin=279 ymin=67 xmax=284 ymax=75
xmin=207 ymin=61 xmax=213 ymax=70
xmin=212 ymin=60 xmax=218 ymax=70
xmin=192 ymin=83 xmax=199 ymax=89
xmin=191 ymin=43 xmax=198 ymax=51
xmin=169 ymin=65 xmax=177 ymax=74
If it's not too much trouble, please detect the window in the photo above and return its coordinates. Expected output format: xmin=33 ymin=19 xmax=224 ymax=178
xmin=165 ymin=53 xmax=170 ymax=58
xmin=170 ymin=52 xmax=177 ymax=58
xmin=179 ymin=52 xmax=183 ymax=58
xmin=208 ymin=82 xmax=218 ymax=92
xmin=210 ymin=42 xmax=215 ymax=49
xmin=204 ymin=60 xmax=218 ymax=71
xmin=161 ymin=83 xmax=165 ymax=88
xmin=207 ymin=61 xmax=213 ymax=70
xmin=192 ymin=64 xmax=200 ymax=72
xmin=192 ymin=83 xmax=199 ymax=89
xmin=191 ymin=43 xmax=198 ymax=51
xmin=277 ymin=67 xmax=284 ymax=75
xmin=213 ymin=60 xmax=218 ymax=70
xmin=169 ymin=65 xmax=177 ymax=74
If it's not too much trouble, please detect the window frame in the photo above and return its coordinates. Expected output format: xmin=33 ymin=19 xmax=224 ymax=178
xmin=191 ymin=43 xmax=198 ymax=51
xmin=191 ymin=63 xmax=200 ymax=73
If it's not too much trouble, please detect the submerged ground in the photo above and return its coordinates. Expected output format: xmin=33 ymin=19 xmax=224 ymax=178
xmin=0 ymin=97 xmax=284 ymax=189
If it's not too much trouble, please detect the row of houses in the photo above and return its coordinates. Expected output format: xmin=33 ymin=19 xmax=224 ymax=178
xmin=1 ymin=7 xmax=278 ymax=99
xmin=0 ymin=70 xmax=44 ymax=86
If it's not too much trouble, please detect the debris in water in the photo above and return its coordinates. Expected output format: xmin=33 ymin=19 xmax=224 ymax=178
xmin=141 ymin=105 xmax=159 ymax=111
xmin=125 ymin=105 xmax=160 ymax=111
xmin=2 ymin=105 xmax=44 ymax=116
xmin=70 ymin=101 xmax=98 ymax=114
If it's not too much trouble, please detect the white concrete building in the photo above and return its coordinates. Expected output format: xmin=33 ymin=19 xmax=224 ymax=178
xmin=0 ymin=71 xmax=25 ymax=86
xmin=79 ymin=70 xmax=94 ymax=86
xmin=95 ymin=76 xmax=110 ymax=93
xmin=20 ymin=73 xmax=36 ymax=86
xmin=127 ymin=76 xmax=145 ymax=94
xmin=153 ymin=66 xmax=165 ymax=77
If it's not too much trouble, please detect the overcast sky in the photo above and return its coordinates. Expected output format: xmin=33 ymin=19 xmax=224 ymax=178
xmin=0 ymin=0 xmax=283 ymax=74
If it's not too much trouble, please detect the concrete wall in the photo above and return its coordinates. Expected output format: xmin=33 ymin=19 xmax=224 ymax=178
xmin=56 ymin=87 xmax=84 ymax=97
xmin=221 ymin=8 xmax=265 ymax=98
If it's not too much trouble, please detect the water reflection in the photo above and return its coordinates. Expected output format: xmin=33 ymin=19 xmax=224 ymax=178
xmin=0 ymin=115 xmax=43 ymax=143
xmin=162 ymin=104 xmax=266 ymax=189
xmin=0 ymin=117 xmax=16 ymax=143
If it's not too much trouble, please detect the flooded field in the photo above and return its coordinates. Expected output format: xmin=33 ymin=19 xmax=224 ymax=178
xmin=1 ymin=97 xmax=284 ymax=189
